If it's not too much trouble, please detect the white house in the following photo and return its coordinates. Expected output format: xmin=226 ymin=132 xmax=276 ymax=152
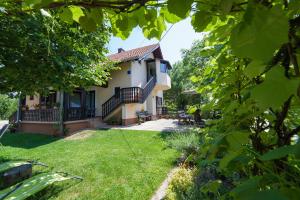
xmin=17 ymin=44 xmax=171 ymax=135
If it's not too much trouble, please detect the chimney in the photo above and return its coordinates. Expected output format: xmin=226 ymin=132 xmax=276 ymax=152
xmin=118 ymin=48 xmax=125 ymax=53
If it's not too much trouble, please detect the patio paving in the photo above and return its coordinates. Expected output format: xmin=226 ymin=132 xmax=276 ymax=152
xmin=102 ymin=119 xmax=191 ymax=132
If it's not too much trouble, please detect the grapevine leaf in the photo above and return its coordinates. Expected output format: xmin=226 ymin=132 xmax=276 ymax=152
xmin=231 ymin=176 xmax=262 ymax=198
xmin=260 ymin=145 xmax=296 ymax=161
xmin=59 ymin=8 xmax=73 ymax=24
xmin=220 ymin=0 xmax=233 ymax=14
xmin=251 ymin=67 xmax=299 ymax=109
xmin=244 ymin=60 xmax=266 ymax=78
xmin=69 ymin=6 xmax=84 ymax=23
xmin=191 ymin=11 xmax=212 ymax=32
xmin=79 ymin=16 xmax=97 ymax=32
xmin=226 ymin=131 xmax=250 ymax=151
xmin=160 ymin=8 xmax=181 ymax=23
xmin=230 ymin=6 xmax=289 ymax=61
xmin=167 ymin=0 xmax=193 ymax=18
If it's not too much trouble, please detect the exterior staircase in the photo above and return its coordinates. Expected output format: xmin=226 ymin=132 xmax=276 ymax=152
xmin=102 ymin=76 xmax=156 ymax=120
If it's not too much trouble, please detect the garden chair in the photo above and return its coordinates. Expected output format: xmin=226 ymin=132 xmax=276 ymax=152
xmin=0 ymin=160 xmax=83 ymax=200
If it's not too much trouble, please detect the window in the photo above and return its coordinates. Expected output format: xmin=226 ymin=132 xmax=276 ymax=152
xmin=30 ymin=95 xmax=34 ymax=100
xmin=160 ymin=63 xmax=168 ymax=73
xmin=69 ymin=92 xmax=81 ymax=108
xmin=40 ymin=92 xmax=57 ymax=107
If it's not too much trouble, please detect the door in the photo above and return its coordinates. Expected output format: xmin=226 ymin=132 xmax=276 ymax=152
xmin=86 ymin=91 xmax=95 ymax=117
xmin=156 ymin=96 xmax=163 ymax=115
xmin=146 ymin=60 xmax=156 ymax=81
xmin=114 ymin=87 xmax=121 ymax=98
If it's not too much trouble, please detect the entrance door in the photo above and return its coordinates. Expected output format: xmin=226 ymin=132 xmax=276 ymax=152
xmin=156 ymin=96 xmax=163 ymax=115
xmin=146 ymin=60 xmax=156 ymax=81
xmin=86 ymin=91 xmax=95 ymax=117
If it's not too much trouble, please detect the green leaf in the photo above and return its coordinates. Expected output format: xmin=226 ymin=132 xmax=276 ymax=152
xmin=220 ymin=0 xmax=233 ymax=14
xmin=230 ymin=6 xmax=289 ymax=62
xmin=231 ymin=176 xmax=262 ymax=198
xmin=167 ymin=0 xmax=193 ymax=18
xmin=89 ymin=9 xmax=103 ymax=25
xmin=244 ymin=60 xmax=266 ymax=78
xmin=243 ymin=190 xmax=289 ymax=200
xmin=219 ymin=150 xmax=241 ymax=169
xmin=226 ymin=131 xmax=250 ymax=151
xmin=160 ymin=8 xmax=181 ymax=23
xmin=260 ymin=145 xmax=296 ymax=161
xmin=79 ymin=16 xmax=97 ymax=32
xmin=69 ymin=6 xmax=84 ymax=23
xmin=251 ymin=67 xmax=299 ymax=109
xmin=191 ymin=11 xmax=212 ymax=32
xmin=116 ymin=15 xmax=129 ymax=31
xmin=59 ymin=8 xmax=73 ymax=24
xmin=23 ymin=0 xmax=41 ymax=7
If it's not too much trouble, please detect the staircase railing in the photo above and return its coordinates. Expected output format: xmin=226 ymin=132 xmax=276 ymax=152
xmin=102 ymin=76 xmax=156 ymax=119
xmin=143 ymin=76 xmax=156 ymax=102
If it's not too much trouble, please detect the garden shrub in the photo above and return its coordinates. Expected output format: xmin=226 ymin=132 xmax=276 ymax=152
xmin=165 ymin=166 xmax=196 ymax=200
xmin=165 ymin=130 xmax=200 ymax=155
xmin=0 ymin=94 xmax=18 ymax=120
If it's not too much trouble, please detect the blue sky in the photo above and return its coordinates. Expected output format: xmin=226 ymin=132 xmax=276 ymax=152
xmin=107 ymin=18 xmax=205 ymax=64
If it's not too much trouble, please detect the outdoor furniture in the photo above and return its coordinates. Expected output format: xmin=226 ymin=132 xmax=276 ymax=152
xmin=0 ymin=124 xmax=9 ymax=146
xmin=193 ymin=109 xmax=205 ymax=128
xmin=0 ymin=160 xmax=82 ymax=200
xmin=136 ymin=111 xmax=152 ymax=124
xmin=178 ymin=111 xmax=193 ymax=125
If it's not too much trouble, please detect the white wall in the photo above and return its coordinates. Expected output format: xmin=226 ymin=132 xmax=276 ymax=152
xmin=131 ymin=61 xmax=147 ymax=87
xmin=130 ymin=53 xmax=154 ymax=88
xmin=122 ymin=102 xmax=147 ymax=119
xmin=25 ymin=94 xmax=40 ymax=109
xmin=94 ymin=62 xmax=132 ymax=116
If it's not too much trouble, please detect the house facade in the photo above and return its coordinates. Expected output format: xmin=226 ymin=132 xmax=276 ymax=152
xmin=16 ymin=44 xmax=171 ymax=135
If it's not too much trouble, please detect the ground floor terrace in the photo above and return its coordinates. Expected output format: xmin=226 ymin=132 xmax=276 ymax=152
xmin=12 ymin=84 xmax=168 ymax=136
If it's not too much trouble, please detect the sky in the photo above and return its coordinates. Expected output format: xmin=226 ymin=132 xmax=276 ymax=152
xmin=107 ymin=18 xmax=205 ymax=65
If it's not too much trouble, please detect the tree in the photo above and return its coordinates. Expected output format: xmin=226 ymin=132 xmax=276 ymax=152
xmin=0 ymin=94 xmax=18 ymax=120
xmin=0 ymin=2 xmax=115 ymax=94
xmin=164 ymin=41 xmax=208 ymax=109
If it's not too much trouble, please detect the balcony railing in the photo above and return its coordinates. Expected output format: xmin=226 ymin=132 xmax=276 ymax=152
xmin=20 ymin=108 xmax=96 ymax=122
xmin=21 ymin=109 xmax=60 ymax=122
xmin=64 ymin=108 xmax=96 ymax=121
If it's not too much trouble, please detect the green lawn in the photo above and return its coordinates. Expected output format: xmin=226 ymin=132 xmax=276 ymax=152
xmin=0 ymin=129 xmax=178 ymax=200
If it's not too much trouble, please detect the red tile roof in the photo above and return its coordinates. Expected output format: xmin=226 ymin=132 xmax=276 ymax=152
xmin=108 ymin=44 xmax=161 ymax=62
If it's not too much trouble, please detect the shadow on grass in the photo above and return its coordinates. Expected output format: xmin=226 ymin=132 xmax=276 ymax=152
xmin=1 ymin=132 xmax=59 ymax=149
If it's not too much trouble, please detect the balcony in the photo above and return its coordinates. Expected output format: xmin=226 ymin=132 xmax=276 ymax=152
xmin=155 ymin=60 xmax=171 ymax=90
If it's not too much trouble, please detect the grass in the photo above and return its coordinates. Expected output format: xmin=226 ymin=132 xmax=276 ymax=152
xmin=0 ymin=129 xmax=178 ymax=200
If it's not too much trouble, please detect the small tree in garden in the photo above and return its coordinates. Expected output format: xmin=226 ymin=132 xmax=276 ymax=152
xmin=0 ymin=94 xmax=17 ymax=120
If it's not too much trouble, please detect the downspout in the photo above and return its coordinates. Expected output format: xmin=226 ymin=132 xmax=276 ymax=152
xmin=16 ymin=93 xmax=21 ymax=123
